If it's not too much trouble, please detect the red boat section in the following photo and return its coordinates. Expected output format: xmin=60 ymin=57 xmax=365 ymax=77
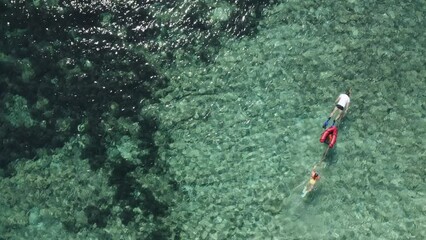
xmin=319 ymin=126 xmax=338 ymax=148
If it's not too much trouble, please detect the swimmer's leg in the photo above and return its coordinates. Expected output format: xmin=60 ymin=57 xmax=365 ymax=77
xmin=301 ymin=186 xmax=309 ymax=197
xmin=328 ymin=107 xmax=339 ymax=119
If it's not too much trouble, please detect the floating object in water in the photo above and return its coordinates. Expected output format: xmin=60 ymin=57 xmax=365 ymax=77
xmin=320 ymin=126 xmax=338 ymax=148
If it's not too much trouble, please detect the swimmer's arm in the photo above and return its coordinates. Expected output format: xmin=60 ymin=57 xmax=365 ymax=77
xmin=334 ymin=96 xmax=340 ymax=103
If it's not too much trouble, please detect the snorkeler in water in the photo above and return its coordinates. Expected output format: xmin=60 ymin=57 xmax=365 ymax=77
xmin=302 ymin=170 xmax=320 ymax=197
xmin=323 ymin=87 xmax=352 ymax=128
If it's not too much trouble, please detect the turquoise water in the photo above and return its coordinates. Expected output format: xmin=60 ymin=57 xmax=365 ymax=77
xmin=1 ymin=1 xmax=425 ymax=239
xmin=154 ymin=1 xmax=426 ymax=239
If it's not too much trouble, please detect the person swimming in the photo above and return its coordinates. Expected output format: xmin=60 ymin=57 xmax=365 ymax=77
xmin=302 ymin=170 xmax=320 ymax=197
xmin=323 ymin=87 xmax=352 ymax=128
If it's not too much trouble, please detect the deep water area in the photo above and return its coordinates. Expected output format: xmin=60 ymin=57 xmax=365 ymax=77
xmin=0 ymin=0 xmax=425 ymax=239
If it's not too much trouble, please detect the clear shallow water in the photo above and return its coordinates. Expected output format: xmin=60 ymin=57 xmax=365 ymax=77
xmin=157 ymin=1 xmax=426 ymax=239
xmin=1 ymin=0 xmax=426 ymax=239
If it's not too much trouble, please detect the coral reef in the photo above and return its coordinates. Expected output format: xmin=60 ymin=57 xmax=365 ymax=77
xmin=0 ymin=0 xmax=277 ymax=238
xmin=2 ymin=0 xmax=425 ymax=239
